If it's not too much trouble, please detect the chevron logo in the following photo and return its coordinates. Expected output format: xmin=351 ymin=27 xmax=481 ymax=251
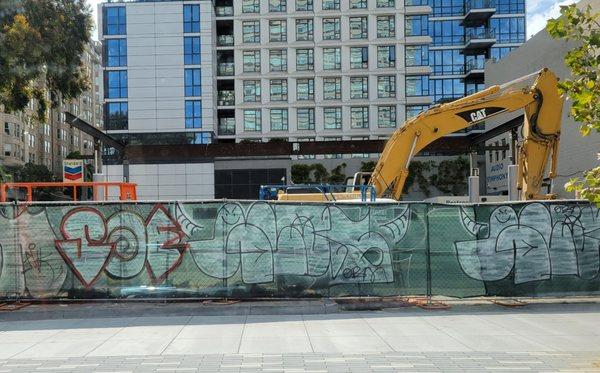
xmin=63 ymin=161 xmax=84 ymax=182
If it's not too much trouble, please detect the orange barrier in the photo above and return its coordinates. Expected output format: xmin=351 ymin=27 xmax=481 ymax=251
xmin=0 ymin=182 xmax=137 ymax=202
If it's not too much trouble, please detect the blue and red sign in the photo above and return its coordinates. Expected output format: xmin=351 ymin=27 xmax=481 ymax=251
xmin=63 ymin=160 xmax=84 ymax=183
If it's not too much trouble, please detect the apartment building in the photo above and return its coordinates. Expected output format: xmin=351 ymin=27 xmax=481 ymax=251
xmin=0 ymin=42 xmax=103 ymax=178
xmin=99 ymin=0 xmax=526 ymax=199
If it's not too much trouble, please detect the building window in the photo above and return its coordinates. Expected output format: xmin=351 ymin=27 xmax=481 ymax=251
xmin=296 ymin=48 xmax=314 ymax=71
xmin=350 ymin=47 xmax=368 ymax=69
xmin=377 ymin=0 xmax=395 ymax=7
xmin=430 ymin=0 xmax=463 ymax=17
xmin=377 ymin=76 xmax=396 ymax=98
xmin=184 ymin=37 xmax=201 ymax=64
xmin=323 ymin=107 xmax=342 ymax=129
xmin=270 ymin=79 xmax=288 ymax=101
xmin=296 ymin=0 xmax=313 ymax=11
xmin=350 ymin=77 xmax=369 ymax=99
xmin=296 ymin=19 xmax=314 ymax=41
xmin=491 ymin=46 xmax=517 ymax=62
xmin=322 ymin=18 xmax=340 ymax=40
xmin=350 ymin=0 xmax=367 ymax=9
xmin=405 ymin=15 xmax=428 ymax=36
xmin=269 ymin=20 xmax=287 ymax=42
xmin=430 ymin=78 xmax=464 ymax=102
xmin=322 ymin=0 xmax=340 ymax=10
xmin=269 ymin=0 xmax=287 ymax=12
xmin=242 ymin=0 xmax=260 ymax=13
xmin=322 ymin=48 xmax=341 ymax=70
xmin=349 ymin=17 xmax=368 ymax=39
xmin=350 ymin=107 xmax=369 ymax=128
xmin=430 ymin=20 xmax=463 ymax=46
xmin=297 ymin=108 xmax=315 ymax=130
xmin=323 ymin=77 xmax=341 ymax=100
xmin=183 ymin=4 xmax=200 ymax=33
xmin=243 ymin=80 xmax=261 ymax=102
xmin=406 ymin=105 xmax=429 ymax=119
xmin=243 ymin=50 xmax=261 ymax=72
xmin=377 ymin=16 xmax=395 ymax=38
xmin=405 ymin=75 xmax=429 ymax=97
xmin=405 ymin=45 xmax=429 ymax=66
xmin=378 ymin=106 xmax=396 ymax=128
xmin=429 ymin=49 xmax=464 ymax=75
xmin=496 ymin=0 xmax=525 ymax=14
xmin=491 ymin=17 xmax=526 ymax=43
xmin=105 ymin=70 xmax=128 ymax=98
xmin=185 ymin=101 xmax=202 ymax=128
xmin=104 ymin=7 xmax=126 ymax=36
xmin=105 ymin=102 xmax=128 ymax=130
xmin=270 ymin=109 xmax=288 ymax=131
xmin=296 ymin=79 xmax=314 ymax=100
xmin=106 ymin=39 xmax=127 ymax=67
xmin=243 ymin=21 xmax=261 ymax=43
xmin=269 ymin=49 xmax=288 ymax=71
xmin=377 ymin=45 xmax=396 ymax=68
xmin=244 ymin=109 xmax=262 ymax=131
xmin=185 ymin=69 xmax=201 ymax=97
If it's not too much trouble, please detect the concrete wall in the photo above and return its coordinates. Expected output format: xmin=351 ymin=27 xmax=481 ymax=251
xmin=484 ymin=0 xmax=600 ymax=197
xmin=0 ymin=200 xmax=598 ymax=299
xmin=105 ymin=162 xmax=214 ymax=200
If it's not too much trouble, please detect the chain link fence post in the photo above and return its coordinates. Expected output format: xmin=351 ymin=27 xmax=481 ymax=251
xmin=425 ymin=203 xmax=432 ymax=305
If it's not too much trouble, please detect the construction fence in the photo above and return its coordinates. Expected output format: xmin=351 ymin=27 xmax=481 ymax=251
xmin=0 ymin=200 xmax=598 ymax=300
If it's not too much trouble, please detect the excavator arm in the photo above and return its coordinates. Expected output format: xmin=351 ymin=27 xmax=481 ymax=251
xmin=278 ymin=68 xmax=563 ymax=202
xmin=372 ymin=68 xmax=563 ymax=200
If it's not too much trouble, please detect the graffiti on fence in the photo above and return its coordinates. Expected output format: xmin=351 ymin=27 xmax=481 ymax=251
xmin=0 ymin=201 xmax=598 ymax=299
xmin=456 ymin=203 xmax=600 ymax=284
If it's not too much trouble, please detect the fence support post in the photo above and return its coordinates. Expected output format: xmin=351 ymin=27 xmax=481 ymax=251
xmin=425 ymin=203 xmax=432 ymax=305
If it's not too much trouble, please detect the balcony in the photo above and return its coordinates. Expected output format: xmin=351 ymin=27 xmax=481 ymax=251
xmin=462 ymin=0 xmax=496 ymax=27
xmin=217 ymin=35 xmax=234 ymax=47
xmin=462 ymin=28 xmax=496 ymax=54
xmin=215 ymin=6 xmax=233 ymax=17
xmin=217 ymin=62 xmax=235 ymax=77
xmin=464 ymin=59 xmax=485 ymax=80
xmin=218 ymin=118 xmax=236 ymax=136
xmin=218 ymin=90 xmax=235 ymax=106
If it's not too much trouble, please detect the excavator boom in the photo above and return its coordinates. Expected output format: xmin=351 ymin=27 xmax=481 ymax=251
xmin=278 ymin=68 xmax=563 ymax=202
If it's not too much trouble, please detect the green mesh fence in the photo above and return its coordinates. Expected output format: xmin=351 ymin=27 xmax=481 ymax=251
xmin=0 ymin=200 xmax=598 ymax=300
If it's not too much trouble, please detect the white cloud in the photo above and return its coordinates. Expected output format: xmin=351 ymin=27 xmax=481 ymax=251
xmin=527 ymin=0 xmax=578 ymax=38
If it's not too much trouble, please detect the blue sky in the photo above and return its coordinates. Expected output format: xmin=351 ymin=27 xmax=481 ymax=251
xmin=86 ymin=0 xmax=577 ymax=40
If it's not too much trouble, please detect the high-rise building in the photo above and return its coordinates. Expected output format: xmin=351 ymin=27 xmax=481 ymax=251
xmin=99 ymin=0 xmax=526 ymax=200
xmin=0 ymin=42 xmax=103 ymax=179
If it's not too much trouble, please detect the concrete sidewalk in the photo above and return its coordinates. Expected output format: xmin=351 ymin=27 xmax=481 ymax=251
xmin=0 ymin=303 xmax=599 ymax=371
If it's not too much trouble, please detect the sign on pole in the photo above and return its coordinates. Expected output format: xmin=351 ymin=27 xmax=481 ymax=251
xmin=63 ymin=159 xmax=84 ymax=183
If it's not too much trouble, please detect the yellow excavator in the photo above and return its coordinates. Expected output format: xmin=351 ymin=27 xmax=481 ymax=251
xmin=278 ymin=68 xmax=564 ymax=202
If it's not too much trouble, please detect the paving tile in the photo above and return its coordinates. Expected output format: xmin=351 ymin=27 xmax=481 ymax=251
xmin=309 ymin=336 xmax=392 ymax=353
xmin=162 ymin=337 xmax=241 ymax=355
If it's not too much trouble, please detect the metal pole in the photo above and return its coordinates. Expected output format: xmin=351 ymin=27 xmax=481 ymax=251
xmin=425 ymin=204 xmax=432 ymax=305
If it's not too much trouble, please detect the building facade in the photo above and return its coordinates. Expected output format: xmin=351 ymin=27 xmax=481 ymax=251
xmin=0 ymin=42 xmax=103 ymax=179
xmin=99 ymin=0 xmax=526 ymax=200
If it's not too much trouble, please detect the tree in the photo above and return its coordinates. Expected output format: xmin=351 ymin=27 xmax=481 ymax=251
xmin=0 ymin=165 xmax=13 ymax=183
xmin=403 ymin=160 xmax=434 ymax=197
xmin=360 ymin=161 xmax=377 ymax=172
xmin=311 ymin=164 xmax=329 ymax=183
xmin=429 ymin=157 xmax=470 ymax=196
xmin=329 ymin=163 xmax=347 ymax=184
xmin=13 ymin=163 xmax=55 ymax=183
xmin=291 ymin=164 xmax=313 ymax=184
xmin=0 ymin=0 xmax=93 ymax=121
xmin=547 ymin=4 xmax=600 ymax=205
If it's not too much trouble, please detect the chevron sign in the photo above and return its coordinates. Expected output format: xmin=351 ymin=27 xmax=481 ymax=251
xmin=63 ymin=159 xmax=84 ymax=183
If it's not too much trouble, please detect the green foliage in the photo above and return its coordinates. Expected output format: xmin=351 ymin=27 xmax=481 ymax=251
xmin=13 ymin=163 xmax=55 ymax=183
xmin=403 ymin=160 xmax=434 ymax=197
xmin=311 ymin=164 xmax=329 ymax=183
xmin=360 ymin=161 xmax=376 ymax=172
xmin=329 ymin=163 xmax=347 ymax=184
xmin=429 ymin=157 xmax=470 ymax=196
xmin=291 ymin=163 xmax=347 ymax=184
xmin=0 ymin=165 xmax=13 ymax=183
xmin=291 ymin=164 xmax=313 ymax=184
xmin=0 ymin=0 xmax=93 ymax=121
xmin=547 ymin=4 xmax=600 ymax=204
